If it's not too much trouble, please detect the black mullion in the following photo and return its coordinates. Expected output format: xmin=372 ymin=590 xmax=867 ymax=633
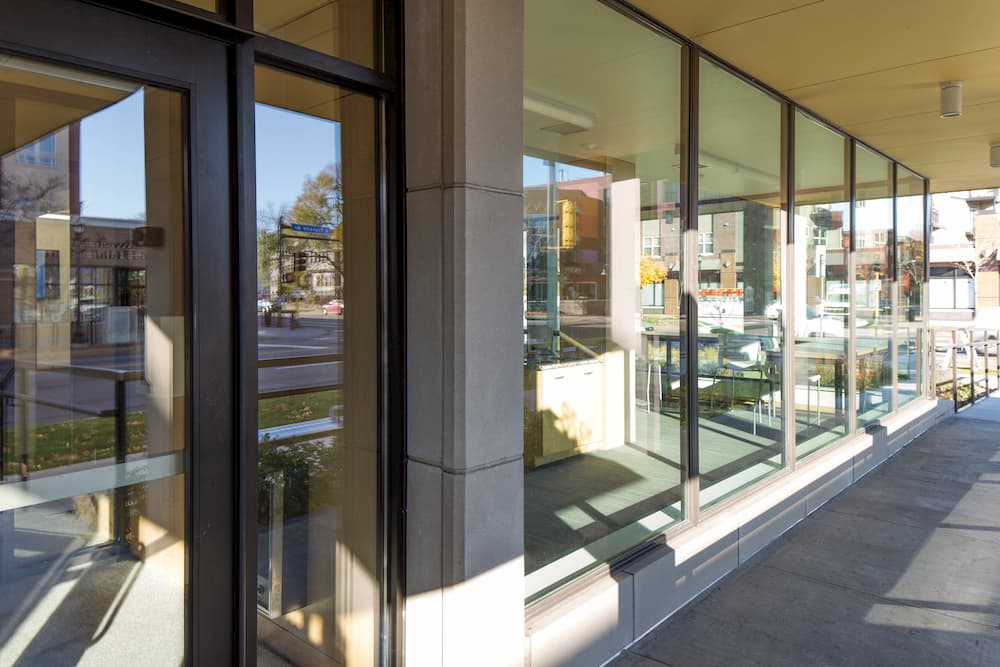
xmin=83 ymin=0 xmax=254 ymax=41
xmin=847 ymin=138 xmax=858 ymax=434
xmin=187 ymin=39 xmax=236 ymax=667
xmin=785 ymin=105 xmax=795 ymax=245
xmin=924 ymin=178 xmax=931 ymax=299
xmin=255 ymin=37 xmax=397 ymax=97
xmin=682 ymin=45 xmax=700 ymax=504
xmin=232 ymin=39 xmax=258 ymax=667
xmin=381 ymin=1 xmax=406 ymax=664
xmin=848 ymin=140 xmax=857 ymax=254
xmin=232 ymin=0 xmax=252 ymax=30
xmin=782 ymin=102 xmax=794 ymax=469
xmin=891 ymin=162 xmax=899 ymax=283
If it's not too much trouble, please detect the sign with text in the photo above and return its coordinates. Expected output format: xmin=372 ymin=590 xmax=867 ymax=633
xmin=698 ymin=287 xmax=744 ymax=332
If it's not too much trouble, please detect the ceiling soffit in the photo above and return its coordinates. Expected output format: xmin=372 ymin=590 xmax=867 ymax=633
xmin=629 ymin=0 xmax=1000 ymax=192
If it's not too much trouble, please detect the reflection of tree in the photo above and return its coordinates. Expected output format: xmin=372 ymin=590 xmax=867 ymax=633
xmin=287 ymin=164 xmax=344 ymax=299
xmin=257 ymin=204 xmax=284 ymax=296
xmin=258 ymin=437 xmax=341 ymax=519
xmin=639 ymin=256 xmax=666 ymax=287
xmin=897 ymin=235 xmax=928 ymax=320
xmin=0 ymin=168 xmax=66 ymax=219
xmin=290 ymin=164 xmax=342 ymax=231
xmin=256 ymin=164 xmax=345 ymax=300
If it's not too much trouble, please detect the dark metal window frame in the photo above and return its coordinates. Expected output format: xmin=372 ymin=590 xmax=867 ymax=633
xmin=1 ymin=0 xmax=406 ymax=665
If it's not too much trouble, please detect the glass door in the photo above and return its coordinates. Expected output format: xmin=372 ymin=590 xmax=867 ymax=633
xmin=0 ymin=2 xmax=233 ymax=664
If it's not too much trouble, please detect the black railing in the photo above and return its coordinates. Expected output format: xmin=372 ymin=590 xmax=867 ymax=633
xmin=930 ymin=328 xmax=1000 ymax=412
xmin=0 ymin=363 xmax=144 ymax=542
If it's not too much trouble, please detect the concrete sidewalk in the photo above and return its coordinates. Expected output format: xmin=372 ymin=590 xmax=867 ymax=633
xmin=611 ymin=405 xmax=1000 ymax=667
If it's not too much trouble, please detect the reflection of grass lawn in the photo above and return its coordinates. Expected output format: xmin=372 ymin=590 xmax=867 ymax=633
xmin=2 ymin=389 xmax=343 ymax=476
xmin=3 ymin=413 xmax=147 ymax=476
xmin=258 ymin=389 xmax=342 ymax=430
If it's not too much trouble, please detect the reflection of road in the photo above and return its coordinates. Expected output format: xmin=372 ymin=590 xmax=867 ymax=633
xmin=258 ymin=315 xmax=342 ymax=359
xmin=2 ymin=346 xmax=144 ymax=426
xmin=3 ymin=317 xmax=346 ymax=427
xmin=259 ymin=362 xmax=342 ymax=394
xmin=257 ymin=316 xmax=343 ymax=394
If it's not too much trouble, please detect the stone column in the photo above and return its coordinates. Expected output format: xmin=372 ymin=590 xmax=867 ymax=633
xmin=405 ymin=1 xmax=525 ymax=665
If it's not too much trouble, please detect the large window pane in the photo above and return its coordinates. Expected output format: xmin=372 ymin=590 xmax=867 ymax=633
xmin=255 ymin=66 xmax=378 ymax=665
xmin=697 ymin=59 xmax=784 ymax=507
xmin=522 ymin=0 xmax=684 ymax=599
xmin=897 ymin=168 xmax=925 ymax=406
xmin=0 ymin=58 xmax=186 ymax=663
xmin=793 ymin=113 xmax=849 ymax=458
xmin=255 ymin=0 xmax=374 ymax=69
xmin=855 ymin=146 xmax=893 ymax=427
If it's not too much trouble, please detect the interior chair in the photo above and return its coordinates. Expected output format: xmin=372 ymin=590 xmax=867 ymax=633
xmin=712 ymin=336 xmax=769 ymax=433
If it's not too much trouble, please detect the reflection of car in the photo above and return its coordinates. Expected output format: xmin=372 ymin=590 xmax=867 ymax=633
xmin=802 ymin=315 xmax=848 ymax=338
xmin=257 ymin=298 xmax=274 ymax=312
xmin=799 ymin=304 xmax=868 ymax=338
xmin=322 ymin=299 xmax=344 ymax=316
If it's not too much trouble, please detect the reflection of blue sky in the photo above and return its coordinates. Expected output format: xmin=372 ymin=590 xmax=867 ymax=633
xmin=255 ymin=103 xmax=340 ymax=216
xmin=77 ymin=92 xmax=340 ymax=220
xmin=523 ymin=155 xmax=604 ymax=187
xmin=80 ymin=90 xmax=145 ymax=220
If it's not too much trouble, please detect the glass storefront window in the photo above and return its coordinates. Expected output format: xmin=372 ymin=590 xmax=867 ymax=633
xmin=254 ymin=65 xmax=379 ymax=666
xmin=521 ymin=0 xmax=938 ymax=606
xmin=793 ymin=113 xmax=849 ymax=458
xmin=897 ymin=168 xmax=925 ymax=406
xmin=522 ymin=0 xmax=684 ymax=599
xmin=697 ymin=59 xmax=784 ymax=507
xmin=855 ymin=146 xmax=894 ymax=427
xmin=0 ymin=58 xmax=186 ymax=663
xmin=255 ymin=0 xmax=374 ymax=69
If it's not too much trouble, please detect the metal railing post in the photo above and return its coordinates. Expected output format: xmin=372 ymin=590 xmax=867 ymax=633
xmin=991 ymin=332 xmax=996 ymax=395
xmin=952 ymin=330 xmax=958 ymax=413
xmin=986 ymin=331 xmax=1000 ymax=394
xmin=970 ymin=330 xmax=976 ymax=405
xmin=113 ymin=372 xmax=127 ymax=544
xmin=929 ymin=329 xmax=936 ymax=398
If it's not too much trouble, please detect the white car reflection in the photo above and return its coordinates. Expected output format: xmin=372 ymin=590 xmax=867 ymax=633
xmin=800 ymin=313 xmax=867 ymax=337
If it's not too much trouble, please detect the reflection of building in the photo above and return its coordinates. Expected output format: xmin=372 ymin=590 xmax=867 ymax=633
xmin=69 ymin=217 xmax=148 ymax=344
xmin=0 ymin=127 xmax=74 ymax=349
xmin=0 ymin=127 xmax=148 ymax=349
xmin=929 ymin=190 xmax=998 ymax=320
xmin=523 ymin=176 xmax=608 ymax=321
xmin=973 ymin=198 xmax=1000 ymax=314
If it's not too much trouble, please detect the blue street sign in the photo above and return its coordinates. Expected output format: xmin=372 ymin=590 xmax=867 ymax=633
xmin=290 ymin=223 xmax=331 ymax=235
